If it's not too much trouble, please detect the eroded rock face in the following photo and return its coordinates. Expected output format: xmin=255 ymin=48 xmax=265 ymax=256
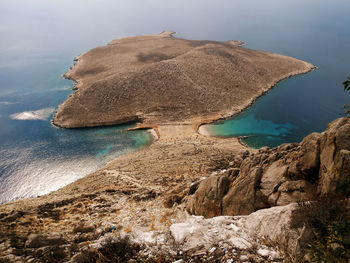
xmin=319 ymin=118 xmax=350 ymax=195
xmin=222 ymin=166 xmax=266 ymax=216
xmin=186 ymin=118 xmax=350 ymax=217
xmin=185 ymin=175 xmax=230 ymax=217
xmin=243 ymin=203 xmax=313 ymax=252
xmin=124 ymin=203 xmax=309 ymax=262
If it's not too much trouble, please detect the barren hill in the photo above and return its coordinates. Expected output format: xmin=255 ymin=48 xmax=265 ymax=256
xmin=53 ymin=31 xmax=314 ymax=129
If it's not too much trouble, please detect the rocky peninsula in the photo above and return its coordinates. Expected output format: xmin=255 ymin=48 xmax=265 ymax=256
xmin=2 ymin=33 xmax=349 ymax=262
xmin=53 ymin=31 xmax=314 ymax=131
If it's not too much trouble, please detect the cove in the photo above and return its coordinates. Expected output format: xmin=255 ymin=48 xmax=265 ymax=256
xmin=202 ymin=67 xmax=349 ymax=149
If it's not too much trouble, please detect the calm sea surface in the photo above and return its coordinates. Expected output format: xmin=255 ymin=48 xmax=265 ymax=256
xmin=1 ymin=0 xmax=349 ymax=202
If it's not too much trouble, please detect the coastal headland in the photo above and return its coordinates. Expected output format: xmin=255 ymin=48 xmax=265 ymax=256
xmin=53 ymin=31 xmax=314 ymax=133
xmin=0 ymin=32 xmax=324 ymax=261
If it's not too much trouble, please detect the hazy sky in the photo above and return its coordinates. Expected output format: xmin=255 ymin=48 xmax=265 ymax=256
xmin=1 ymin=0 xmax=349 ymax=56
xmin=0 ymin=0 xmax=349 ymax=77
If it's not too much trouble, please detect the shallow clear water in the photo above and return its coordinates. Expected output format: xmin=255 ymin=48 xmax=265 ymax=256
xmin=196 ymin=1 xmax=350 ymax=148
xmin=1 ymin=0 xmax=349 ymax=202
xmin=204 ymin=64 xmax=350 ymax=148
xmin=0 ymin=84 xmax=153 ymax=203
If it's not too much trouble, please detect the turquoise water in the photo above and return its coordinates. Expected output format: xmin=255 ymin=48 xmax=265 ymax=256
xmin=0 ymin=83 xmax=153 ymax=202
xmin=204 ymin=66 xmax=349 ymax=148
xmin=1 ymin=0 xmax=349 ymax=202
xmin=198 ymin=0 xmax=350 ymax=148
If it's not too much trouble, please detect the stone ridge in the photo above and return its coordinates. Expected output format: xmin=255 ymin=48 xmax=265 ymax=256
xmin=53 ymin=32 xmax=314 ymax=129
xmin=185 ymin=118 xmax=350 ymax=217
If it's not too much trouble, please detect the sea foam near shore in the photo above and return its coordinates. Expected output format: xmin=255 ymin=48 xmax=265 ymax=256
xmin=10 ymin=107 xmax=55 ymax=120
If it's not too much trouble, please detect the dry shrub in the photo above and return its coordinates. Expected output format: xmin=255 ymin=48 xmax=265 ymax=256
xmin=291 ymin=197 xmax=349 ymax=236
xmin=73 ymin=224 xmax=95 ymax=234
xmin=37 ymin=203 xmax=60 ymax=221
xmin=76 ymin=236 xmax=140 ymax=263
xmin=291 ymin=197 xmax=350 ymax=262
xmin=34 ymin=245 xmax=67 ymax=263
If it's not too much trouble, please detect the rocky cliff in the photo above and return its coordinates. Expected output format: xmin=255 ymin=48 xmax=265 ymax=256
xmin=186 ymin=118 xmax=350 ymax=217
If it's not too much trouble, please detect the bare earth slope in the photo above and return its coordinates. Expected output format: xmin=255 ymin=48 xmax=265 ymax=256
xmin=53 ymin=31 xmax=314 ymax=128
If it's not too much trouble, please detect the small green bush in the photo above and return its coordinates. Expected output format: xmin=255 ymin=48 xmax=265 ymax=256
xmin=308 ymin=221 xmax=350 ymax=263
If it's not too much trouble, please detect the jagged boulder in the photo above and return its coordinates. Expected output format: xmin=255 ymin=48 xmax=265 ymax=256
xmin=276 ymin=180 xmax=317 ymax=206
xmin=260 ymin=161 xmax=287 ymax=197
xmin=186 ymin=118 xmax=350 ymax=217
xmin=242 ymin=203 xmax=313 ymax=253
xmin=287 ymin=132 xmax=321 ymax=179
xmin=185 ymin=175 xmax=230 ymax=217
xmin=222 ymin=165 xmax=267 ymax=215
xmin=128 ymin=203 xmax=311 ymax=262
xmin=319 ymin=118 xmax=350 ymax=195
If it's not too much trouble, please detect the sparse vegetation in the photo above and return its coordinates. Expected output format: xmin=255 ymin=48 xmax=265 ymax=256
xmin=308 ymin=221 xmax=350 ymax=262
xmin=292 ymin=197 xmax=350 ymax=262
xmin=37 ymin=203 xmax=61 ymax=221
xmin=76 ymin=236 xmax=141 ymax=263
xmin=34 ymin=245 xmax=67 ymax=263
xmin=73 ymin=224 xmax=95 ymax=234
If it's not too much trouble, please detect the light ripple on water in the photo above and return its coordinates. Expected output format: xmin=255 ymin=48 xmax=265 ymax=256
xmin=0 ymin=156 xmax=100 ymax=203
xmin=0 ymin=129 xmax=153 ymax=204
xmin=0 ymin=101 xmax=17 ymax=105
xmin=10 ymin=107 xmax=55 ymax=120
xmin=0 ymin=144 xmax=123 ymax=203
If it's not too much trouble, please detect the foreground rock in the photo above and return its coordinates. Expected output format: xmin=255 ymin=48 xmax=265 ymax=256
xmin=71 ymin=203 xmax=308 ymax=262
xmin=53 ymin=31 xmax=314 ymax=128
xmin=186 ymin=118 xmax=350 ymax=217
xmin=0 ymin=129 xmax=245 ymax=262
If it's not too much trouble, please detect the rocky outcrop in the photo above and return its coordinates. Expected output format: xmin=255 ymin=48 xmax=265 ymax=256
xmin=82 ymin=204 xmax=303 ymax=262
xmin=319 ymin=118 xmax=350 ymax=195
xmin=185 ymin=174 xmax=231 ymax=217
xmin=243 ymin=203 xmax=313 ymax=253
xmin=119 ymin=203 xmax=309 ymax=262
xmin=186 ymin=118 xmax=350 ymax=217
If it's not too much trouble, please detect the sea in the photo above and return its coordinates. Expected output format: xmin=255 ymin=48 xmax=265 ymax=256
xmin=1 ymin=0 xmax=349 ymax=203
